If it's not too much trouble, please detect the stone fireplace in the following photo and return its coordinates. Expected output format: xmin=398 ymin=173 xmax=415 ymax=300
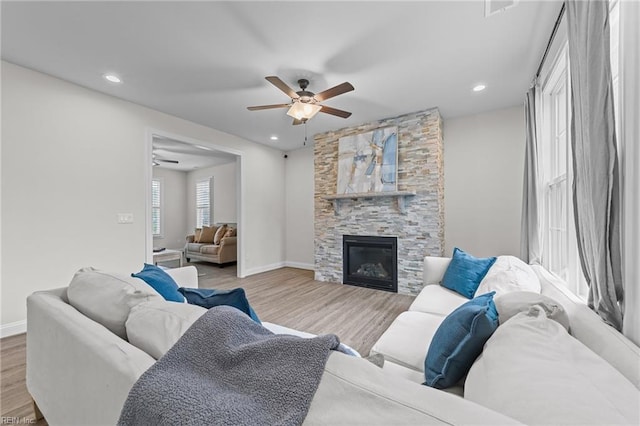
xmin=343 ymin=235 xmax=397 ymax=292
xmin=314 ymin=108 xmax=445 ymax=295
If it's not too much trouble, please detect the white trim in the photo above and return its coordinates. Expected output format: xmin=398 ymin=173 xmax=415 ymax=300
xmin=151 ymin=177 xmax=164 ymax=238
xmin=145 ymin=128 xmax=244 ymax=278
xmin=241 ymin=262 xmax=286 ymax=277
xmin=1 ymin=320 xmax=27 ymax=338
xmin=620 ymin=0 xmax=640 ymax=347
xmin=284 ymin=261 xmax=315 ymax=271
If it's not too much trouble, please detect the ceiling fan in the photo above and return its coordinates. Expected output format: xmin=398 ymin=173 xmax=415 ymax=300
xmin=152 ymin=152 xmax=179 ymax=166
xmin=247 ymin=76 xmax=354 ymax=125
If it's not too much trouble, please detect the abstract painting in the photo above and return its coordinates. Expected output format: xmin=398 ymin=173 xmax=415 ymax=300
xmin=337 ymin=127 xmax=398 ymax=194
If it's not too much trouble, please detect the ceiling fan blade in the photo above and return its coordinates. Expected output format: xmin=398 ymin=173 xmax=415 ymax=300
xmin=314 ymin=82 xmax=354 ymax=102
xmin=247 ymin=103 xmax=291 ymax=111
xmin=265 ymin=76 xmax=299 ymax=99
xmin=157 ymin=159 xmax=179 ymax=164
xmin=319 ymin=105 xmax=352 ymax=118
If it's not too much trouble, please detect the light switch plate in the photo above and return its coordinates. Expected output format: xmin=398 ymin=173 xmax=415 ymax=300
xmin=117 ymin=213 xmax=134 ymax=224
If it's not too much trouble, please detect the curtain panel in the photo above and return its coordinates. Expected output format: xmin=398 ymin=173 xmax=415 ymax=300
xmin=520 ymin=86 xmax=542 ymax=265
xmin=566 ymin=0 xmax=623 ymax=330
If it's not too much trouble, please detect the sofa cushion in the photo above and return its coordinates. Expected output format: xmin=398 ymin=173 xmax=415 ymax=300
xmin=409 ymin=285 xmax=468 ymax=315
xmin=126 ymin=301 xmax=207 ymax=359
xmin=213 ymin=224 xmax=228 ymax=245
xmin=186 ymin=243 xmax=206 ymax=253
xmin=370 ymin=311 xmax=445 ymax=372
xmin=198 ymin=225 xmax=217 ymax=244
xmin=200 ymin=245 xmax=220 ymax=255
xmin=424 ymin=292 xmax=498 ymax=389
xmin=475 ymin=255 xmax=541 ymax=297
xmin=67 ymin=267 xmax=164 ymax=339
xmin=441 ymin=248 xmax=496 ymax=299
xmin=178 ymin=287 xmax=261 ymax=324
xmin=131 ymin=263 xmax=185 ymax=303
xmin=465 ymin=306 xmax=640 ymax=425
xmin=494 ymin=291 xmax=569 ymax=331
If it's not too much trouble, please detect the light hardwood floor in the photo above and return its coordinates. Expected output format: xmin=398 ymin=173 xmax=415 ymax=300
xmin=0 ymin=265 xmax=414 ymax=423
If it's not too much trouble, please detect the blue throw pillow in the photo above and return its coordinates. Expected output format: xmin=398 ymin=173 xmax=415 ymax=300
xmin=441 ymin=247 xmax=497 ymax=298
xmin=131 ymin=263 xmax=185 ymax=303
xmin=178 ymin=287 xmax=261 ymax=324
xmin=424 ymin=292 xmax=499 ymax=389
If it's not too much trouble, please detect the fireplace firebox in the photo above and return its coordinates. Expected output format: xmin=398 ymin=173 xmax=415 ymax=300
xmin=343 ymin=235 xmax=398 ymax=292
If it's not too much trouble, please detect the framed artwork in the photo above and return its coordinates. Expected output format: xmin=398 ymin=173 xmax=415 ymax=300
xmin=337 ymin=127 xmax=398 ymax=194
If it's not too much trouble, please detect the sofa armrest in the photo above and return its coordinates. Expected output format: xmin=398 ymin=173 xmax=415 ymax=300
xmin=186 ymin=235 xmax=195 ymax=243
xmin=423 ymin=256 xmax=451 ymax=286
xmin=27 ymin=290 xmax=155 ymax=425
xmin=220 ymin=236 xmax=237 ymax=247
xmin=165 ymin=266 xmax=198 ymax=288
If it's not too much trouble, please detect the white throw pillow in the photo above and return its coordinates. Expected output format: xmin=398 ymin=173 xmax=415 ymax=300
xmin=465 ymin=307 xmax=640 ymax=425
xmin=494 ymin=291 xmax=570 ymax=331
xmin=126 ymin=300 xmax=207 ymax=359
xmin=474 ymin=255 xmax=540 ymax=297
xmin=67 ymin=267 xmax=164 ymax=339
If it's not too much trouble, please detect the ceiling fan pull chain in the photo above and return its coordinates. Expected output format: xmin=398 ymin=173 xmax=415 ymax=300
xmin=304 ymin=121 xmax=307 ymax=146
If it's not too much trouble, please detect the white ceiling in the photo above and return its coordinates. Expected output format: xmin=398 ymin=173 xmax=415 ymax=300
xmin=1 ymin=1 xmax=562 ymax=152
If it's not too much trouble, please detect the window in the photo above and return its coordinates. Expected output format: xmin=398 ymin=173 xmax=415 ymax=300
xmin=196 ymin=178 xmax=212 ymax=227
xmin=541 ymin=46 xmax=574 ymax=285
xmin=152 ymin=178 xmax=162 ymax=237
xmin=538 ymin=1 xmax=620 ymax=300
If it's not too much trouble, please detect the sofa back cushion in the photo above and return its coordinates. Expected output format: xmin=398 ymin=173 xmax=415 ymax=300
xmin=465 ymin=306 xmax=640 ymax=425
xmin=213 ymin=224 xmax=228 ymax=245
xmin=494 ymin=291 xmax=569 ymax=331
xmin=474 ymin=255 xmax=541 ymax=297
xmin=198 ymin=225 xmax=217 ymax=244
xmin=224 ymin=227 xmax=237 ymax=238
xmin=532 ymin=265 xmax=640 ymax=389
xmin=67 ymin=267 xmax=164 ymax=339
xmin=126 ymin=301 xmax=207 ymax=359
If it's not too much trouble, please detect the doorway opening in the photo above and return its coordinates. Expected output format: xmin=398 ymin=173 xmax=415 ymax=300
xmin=145 ymin=130 xmax=244 ymax=278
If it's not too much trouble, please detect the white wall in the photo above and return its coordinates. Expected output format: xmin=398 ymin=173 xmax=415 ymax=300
xmin=186 ymin=161 xmax=238 ymax=231
xmin=152 ymin=168 xmax=188 ymax=250
xmin=1 ymin=61 xmax=286 ymax=329
xmin=284 ymin=147 xmax=315 ymax=269
xmin=444 ymin=105 xmax=525 ymax=258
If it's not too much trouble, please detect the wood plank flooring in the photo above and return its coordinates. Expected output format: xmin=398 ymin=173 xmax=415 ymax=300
xmin=0 ymin=265 xmax=414 ymax=423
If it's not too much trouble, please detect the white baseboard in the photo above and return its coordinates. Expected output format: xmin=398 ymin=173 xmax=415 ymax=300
xmin=240 ymin=261 xmax=315 ymax=277
xmin=284 ymin=261 xmax=315 ymax=271
xmin=241 ymin=261 xmax=286 ymax=277
xmin=1 ymin=320 xmax=27 ymax=338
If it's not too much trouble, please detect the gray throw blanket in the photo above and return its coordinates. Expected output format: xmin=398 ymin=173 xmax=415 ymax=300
xmin=118 ymin=306 xmax=340 ymax=426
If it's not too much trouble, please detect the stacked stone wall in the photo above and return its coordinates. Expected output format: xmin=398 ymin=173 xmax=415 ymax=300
xmin=314 ymin=108 xmax=444 ymax=295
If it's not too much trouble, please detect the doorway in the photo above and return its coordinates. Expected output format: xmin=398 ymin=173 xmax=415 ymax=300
xmin=144 ymin=129 xmax=244 ymax=278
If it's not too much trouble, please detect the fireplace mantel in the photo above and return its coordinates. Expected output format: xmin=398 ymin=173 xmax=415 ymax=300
xmin=322 ymin=191 xmax=416 ymax=215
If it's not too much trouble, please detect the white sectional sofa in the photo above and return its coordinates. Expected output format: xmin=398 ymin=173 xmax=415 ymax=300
xmin=371 ymin=256 xmax=640 ymax=425
xmin=27 ymin=265 xmax=518 ymax=426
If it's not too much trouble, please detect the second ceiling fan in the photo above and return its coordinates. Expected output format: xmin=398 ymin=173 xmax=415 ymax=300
xmin=247 ymin=76 xmax=354 ymax=125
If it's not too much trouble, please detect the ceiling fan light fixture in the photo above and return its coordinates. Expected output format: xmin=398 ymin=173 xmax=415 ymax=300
xmin=286 ymin=102 xmax=322 ymax=121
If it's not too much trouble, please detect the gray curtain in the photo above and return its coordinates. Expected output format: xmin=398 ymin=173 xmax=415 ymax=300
xmin=566 ymin=0 xmax=623 ymax=330
xmin=520 ymin=86 xmax=542 ymax=265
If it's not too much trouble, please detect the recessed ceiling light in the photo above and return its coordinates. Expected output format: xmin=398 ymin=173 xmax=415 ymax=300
xmin=103 ymin=73 xmax=122 ymax=84
xmin=270 ymin=136 xmax=279 ymax=141
xmin=473 ymin=84 xmax=486 ymax=92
